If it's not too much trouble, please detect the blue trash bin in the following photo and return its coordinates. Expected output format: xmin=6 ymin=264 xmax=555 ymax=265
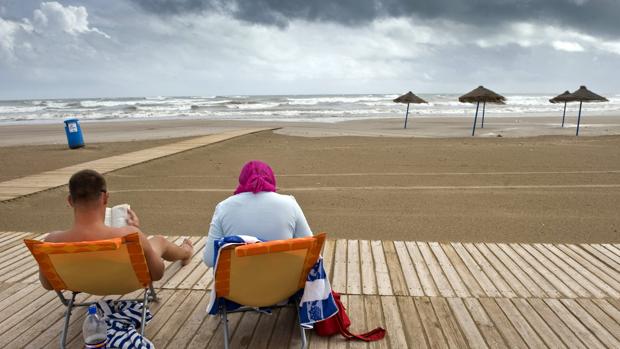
xmin=63 ymin=118 xmax=85 ymax=149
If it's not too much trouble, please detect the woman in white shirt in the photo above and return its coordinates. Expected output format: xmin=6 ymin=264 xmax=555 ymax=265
xmin=203 ymin=160 xmax=313 ymax=266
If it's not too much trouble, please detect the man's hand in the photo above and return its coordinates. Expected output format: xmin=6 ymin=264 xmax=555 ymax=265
xmin=126 ymin=208 xmax=141 ymax=228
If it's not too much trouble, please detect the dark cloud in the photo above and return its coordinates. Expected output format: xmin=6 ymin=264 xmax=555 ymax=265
xmin=128 ymin=0 xmax=620 ymax=37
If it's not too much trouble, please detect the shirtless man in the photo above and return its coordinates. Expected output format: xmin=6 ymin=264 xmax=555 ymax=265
xmin=39 ymin=169 xmax=193 ymax=290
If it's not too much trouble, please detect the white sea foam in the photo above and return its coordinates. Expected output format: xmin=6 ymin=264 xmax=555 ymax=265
xmin=0 ymin=94 xmax=618 ymax=123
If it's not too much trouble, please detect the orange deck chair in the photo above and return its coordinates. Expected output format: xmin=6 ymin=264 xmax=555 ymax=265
xmin=24 ymin=233 xmax=156 ymax=349
xmin=214 ymin=233 xmax=326 ymax=349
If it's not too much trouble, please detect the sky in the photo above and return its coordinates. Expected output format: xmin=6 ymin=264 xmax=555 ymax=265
xmin=1 ymin=0 xmax=619 ymax=99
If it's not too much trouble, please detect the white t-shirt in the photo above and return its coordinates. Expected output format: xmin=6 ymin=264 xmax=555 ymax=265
xmin=203 ymin=192 xmax=313 ymax=266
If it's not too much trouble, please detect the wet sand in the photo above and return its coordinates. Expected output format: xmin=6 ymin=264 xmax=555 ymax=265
xmin=1 ymin=130 xmax=619 ymax=243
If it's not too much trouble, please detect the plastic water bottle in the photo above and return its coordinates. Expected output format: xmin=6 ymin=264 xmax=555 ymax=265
xmin=83 ymin=304 xmax=107 ymax=348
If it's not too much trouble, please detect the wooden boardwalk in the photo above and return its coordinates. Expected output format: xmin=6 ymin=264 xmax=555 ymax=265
xmin=0 ymin=231 xmax=618 ymax=348
xmin=0 ymin=128 xmax=275 ymax=202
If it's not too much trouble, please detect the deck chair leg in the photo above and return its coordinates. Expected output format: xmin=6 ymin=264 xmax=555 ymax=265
xmin=222 ymin=305 xmax=230 ymax=349
xmin=60 ymin=292 xmax=76 ymax=349
xmin=295 ymin=302 xmax=308 ymax=349
xmin=141 ymin=288 xmax=150 ymax=336
xmin=149 ymin=284 xmax=158 ymax=302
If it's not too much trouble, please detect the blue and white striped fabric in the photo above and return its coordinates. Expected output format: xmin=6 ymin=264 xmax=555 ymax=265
xmin=205 ymin=235 xmax=338 ymax=328
xmin=96 ymin=300 xmax=154 ymax=349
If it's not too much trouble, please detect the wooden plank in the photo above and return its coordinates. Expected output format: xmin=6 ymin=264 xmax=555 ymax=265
xmin=601 ymin=243 xmax=620 ymax=258
xmin=414 ymin=297 xmax=449 ymax=349
xmin=462 ymin=243 xmax=516 ymax=298
xmin=0 ymin=290 xmax=58 ymax=344
xmin=380 ymin=296 xmax=408 ymax=349
xmin=520 ymin=243 xmax=590 ymax=298
xmin=348 ymin=295 xmax=369 ymax=349
xmin=382 ymin=241 xmax=408 ymax=296
xmin=509 ymin=298 xmax=566 ymax=348
xmin=533 ymin=243 xmax=606 ymax=298
xmin=451 ymin=243 xmax=501 ymax=298
xmin=577 ymin=244 xmax=620 ymax=271
xmin=150 ymin=290 xmax=206 ymax=348
xmin=332 ymin=239 xmax=347 ymax=294
xmin=564 ymin=244 xmax=620 ymax=281
xmin=321 ymin=239 xmax=335 ymax=283
xmin=590 ymin=244 xmax=620 ymax=265
xmin=446 ymin=298 xmax=488 ymax=349
xmin=268 ymin=307 xmax=296 ymax=348
xmin=396 ymin=297 xmax=428 ymax=349
xmin=509 ymin=243 xmax=576 ymax=298
xmin=364 ymin=295 xmax=389 ymax=349
xmin=165 ymin=290 xmax=211 ymax=348
xmin=430 ymin=297 xmax=469 ymax=348
xmin=186 ymin=308 xmax=228 ymax=349
xmin=405 ymin=241 xmax=439 ymax=297
xmin=393 ymin=241 xmax=424 ymax=296
xmin=576 ymin=299 xmax=620 ymax=342
xmin=201 ymin=312 xmax=243 ymax=349
xmin=474 ymin=243 xmax=531 ymax=298
xmin=144 ymin=289 xmax=192 ymax=338
xmin=429 ymin=242 xmax=470 ymax=297
xmin=462 ymin=298 xmax=507 ymax=349
xmin=546 ymin=243 xmax=620 ymax=297
xmin=161 ymin=237 xmax=207 ymax=289
xmin=527 ymin=298 xmax=586 ymax=349
xmin=417 ymin=242 xmax=454 ymax=297
xmin=228 ymin=310 xmax=261 ymax=349
xmin=485 ymin=243 xmax=546 ymax=298
xmin=328 ymin=293 xmax=347 ymax=349
xmin=439 ymin=243 xmax=485 ymax=297
xmin=359 ymin=240 xmax=378 ymax=295
xmin=496 ymin=243 xmax=561 ymax=298
xmin=592 ymin=299 xmax=620 ymax=324
xmin=193 ymin=265 xmax=214 ymax=290
xmin=371 ymin=241 xmax=393 ymax=296
xmin=560 ymin=299 xmax=620 ymax=348
xmin=477 ymin=298 xmax=528 ymax=349
xmin=347 ymin=240 xmax=362 ymax=295
xmin=4 ymin=293 xmax=89 ymax=348
xmin=544 ymin=298 xmax=605 ymax=349
xmin=246 ymin=312 xmax=279 ymax=349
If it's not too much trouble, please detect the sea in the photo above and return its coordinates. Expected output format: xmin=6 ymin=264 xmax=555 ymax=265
xmin=1 ymin=94 xmax=619 ymax=124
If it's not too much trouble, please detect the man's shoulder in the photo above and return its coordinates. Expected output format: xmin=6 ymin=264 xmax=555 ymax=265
xmin=43 ymin=230 xmax=67 ymax=242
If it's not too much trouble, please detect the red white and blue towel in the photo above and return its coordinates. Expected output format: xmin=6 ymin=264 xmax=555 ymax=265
xmin=204 ymin=235 xmax=338 ymax=328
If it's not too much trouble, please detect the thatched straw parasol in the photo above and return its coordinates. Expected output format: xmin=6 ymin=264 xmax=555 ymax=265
xmin=570 ymin=86 xmax=608 ymax=136
xmin=458 ymin=86 xmax=506 ymax=136
xmin=393 ymin=91 xmax=428 ymax=129
xmin=549 ymin=90 xmax=576 ymax=128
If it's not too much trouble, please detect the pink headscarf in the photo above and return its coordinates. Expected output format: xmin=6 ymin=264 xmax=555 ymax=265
xmin=234 ymin=160 xmax=277 ymax=195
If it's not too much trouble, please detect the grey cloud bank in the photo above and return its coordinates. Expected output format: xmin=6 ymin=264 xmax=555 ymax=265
xmin=0 ymin=0 xmax=619 ymax=99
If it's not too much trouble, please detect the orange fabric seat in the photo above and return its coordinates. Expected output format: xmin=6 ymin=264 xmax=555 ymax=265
xmin=24 ymin=233 xmax=155 ymax=348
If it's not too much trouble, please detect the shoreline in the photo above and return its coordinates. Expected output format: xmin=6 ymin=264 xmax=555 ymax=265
xmin=1 ymin=114 xmax=620 ymax=146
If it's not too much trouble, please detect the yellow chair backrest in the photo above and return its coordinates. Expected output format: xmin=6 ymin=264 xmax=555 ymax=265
xmin=24 ymin=233 xmax=151 ymax=296
xmin=215 ymin=233 xmax=326 ymax=307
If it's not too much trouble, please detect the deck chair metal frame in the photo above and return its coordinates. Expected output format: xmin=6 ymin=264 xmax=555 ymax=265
xmin=24 ymin=233 xmax=158 ymax=349
xmin=213 ymin=233 xmax=326 ymax=349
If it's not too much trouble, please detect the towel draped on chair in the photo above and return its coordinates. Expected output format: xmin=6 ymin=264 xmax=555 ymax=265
xmin=96 ymin=300 xmax=154 ymax=349
xmin=206 ymin=235 xmax=338 ymax=328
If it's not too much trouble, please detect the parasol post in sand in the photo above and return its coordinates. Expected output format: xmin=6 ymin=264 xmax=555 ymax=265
xmin=570 ymin=86 xmax=608 ymax=136
xmin=549 ymin=90 xmax=575 ymax=128
xmin=393 ymin=91 xmax=428 ymax=129
xmin=459 ymin=86 xmax=506 ymax=136
xmin=481 ymin=101 xmax=487 ymax=128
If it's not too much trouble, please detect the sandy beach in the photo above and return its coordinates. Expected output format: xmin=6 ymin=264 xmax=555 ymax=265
xmin=1 ymin=118 xmax=619 ymax=244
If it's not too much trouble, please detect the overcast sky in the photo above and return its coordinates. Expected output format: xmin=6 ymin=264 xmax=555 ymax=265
xmin=1 ymin=0 xmax=619 ymax=99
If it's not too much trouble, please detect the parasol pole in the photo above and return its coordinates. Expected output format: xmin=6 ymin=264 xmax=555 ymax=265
xmin=561 ymin=101 xmax=567 ymax=128
xmin=472 ymin=101 xmax=480 ymax=136
xmin=481 ymin=100 xmax=487 ymax=128
xmin=576 ymin=101 xmax=583 ymax=136
xmin=404 ymin=103 xmax=410 ymax=129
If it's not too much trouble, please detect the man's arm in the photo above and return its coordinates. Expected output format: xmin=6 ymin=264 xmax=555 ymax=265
xmin=125 ymin=209 xmax=165 ymax=281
